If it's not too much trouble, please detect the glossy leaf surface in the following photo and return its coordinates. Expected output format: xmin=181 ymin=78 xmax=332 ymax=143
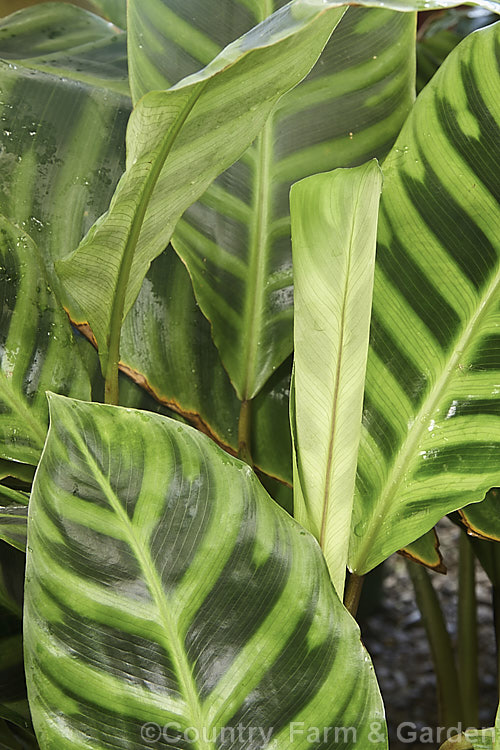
xmin=119 ymin=247 xmax=292 ymax=483
xmin=25 ymin=395 xmax=387 ymax=749
xmin=0 ymin=4 xmax=128 ymax=95
xmin=350 ymin=22 xmax=500 ymax=574
xmin=0 ymin=216 xmax=90 ymax=465
xmin=0 ymin=4 xmax=130 ymax=276
xmin=460 ymin=487 xmax=500 ymax=540
xmin=0 ymin=506 xmax=27 ymax=551
xmin=56 ymin=1 xmax=347 ymax=377
xmin=291 ymin=161 xmax=382 ymax=595
xmin=129 ymin=0 xmax=415 ymax=399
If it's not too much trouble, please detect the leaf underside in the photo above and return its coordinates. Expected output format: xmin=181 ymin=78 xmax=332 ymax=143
xmin=129 ymin=0 xmax=416 ymax=400
xmin=291 ymin=161 xmax=382 ymax=595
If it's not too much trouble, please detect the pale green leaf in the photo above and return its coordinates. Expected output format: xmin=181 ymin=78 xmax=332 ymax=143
xmin=291 ymin=161 xmax=382 ymax=595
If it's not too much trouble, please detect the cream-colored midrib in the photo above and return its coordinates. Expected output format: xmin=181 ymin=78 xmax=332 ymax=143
xmin=69 ymin=424 xmax=211 ymax=749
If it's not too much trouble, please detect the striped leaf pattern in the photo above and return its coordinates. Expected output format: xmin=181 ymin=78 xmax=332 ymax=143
xmin=56 ymin=1 xmax=346 ymax=379
xmin=0 ymin=485 xmax=29 ymax=505
xmin=0 ymin=216 xmax=90 ymax=465
xmin=350 ymin=21 xmax=500 ymax=575
xmin=291 ymin=161 xmax=382 ymax=596
xmin=120 ymin=246 xmax=293 ymax=483
xmin=25 ymin=395 xmax=387 ymax=749
xmin=0 ymin=4 xmax=129 ymax=96
xmin=0 ymin=4 xmax=130 ymax=278
xmin=0 ymin=506 xmax=27 ymax=552
xmin=129 ymin=0 xmax=416 ymax=399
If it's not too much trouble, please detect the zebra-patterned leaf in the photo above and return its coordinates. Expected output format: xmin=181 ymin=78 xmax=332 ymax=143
xmin=0 ymin=3 xmax=130 ymax=278
xmin=0 ymin=216 xmax=90 ymax=465
xmin=119 ymin=246 xmax=292 ymax=483
xmin=350 ymin=21 xmax=500 ymax=575
xmin=25 ymin=394 xmax=387 ymax=749
xmin=0 ymin=506 xmax=27 ymax=551
xmin=0 ymin=4 xmax=128 ymax=96
xmin=129 ymin=0 xmax=415 ymax=400
xmin=290 ymin=161 xmax=382 ymax=596
xmin=56 ymin=1 xmax=347 ymax=385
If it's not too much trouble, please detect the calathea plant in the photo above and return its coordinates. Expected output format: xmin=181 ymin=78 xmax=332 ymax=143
xmin=0 ymin=0 xmax=499 ymax=748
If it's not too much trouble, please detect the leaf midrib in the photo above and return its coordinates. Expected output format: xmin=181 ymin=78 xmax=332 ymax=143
xmin=319 ymin=185 xmax=361 ymax=568
xmin=67 ymin=422 xmax=210 ymax=749
xmin=354 ymin=259 xmax=500 ymax=572
xmin=104 ymin=81 xmax=208 ymax=399
xmin=240 ymin=118 xmax=274 ymax=400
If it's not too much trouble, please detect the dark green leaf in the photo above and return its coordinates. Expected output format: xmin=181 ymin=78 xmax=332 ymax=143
xmin=0 ymin=3 xmax=130 ymax=277
xmin=0 ymin=216 xmax=90 ymax=465
xmin=0 ymin=506 xmax=27 ymax=551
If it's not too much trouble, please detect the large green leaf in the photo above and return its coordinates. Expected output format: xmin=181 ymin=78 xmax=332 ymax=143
xmin=25 ymin=394 xmax=387 ymax=749
xmin=290 ymin=161 xmax=382 ymax=596
xmin=0 ymin=4 xmax=130 ymax=275
xmin=350 ymin=21 xmax=500 ymax=574
xmin=0 ymin=216 xmax=90 ymax=465
xmin=129 ymin=0 xmax=415 ymax=400
xmin=56 ymin=1 xmax=348 ymax=390
xmin=119 ymin=246 xmax=293 ymax=483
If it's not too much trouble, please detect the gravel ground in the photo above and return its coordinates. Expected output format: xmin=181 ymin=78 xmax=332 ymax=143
xmin=360 ymin=519 xmax=498 ymax=750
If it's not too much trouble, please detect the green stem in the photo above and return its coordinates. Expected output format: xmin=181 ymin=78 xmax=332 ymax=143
xmin=458 ymin=531 xmax=478 ymax=728
xmin=104 ymin=84 xmax=206 ymax=405
xmin=344 ymin=573 xmax=364 ymax=618
xmin=407 ymin=560 xmax=464 ymax=729
xmin=238 ymin=399 xmax=253 ymax=466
